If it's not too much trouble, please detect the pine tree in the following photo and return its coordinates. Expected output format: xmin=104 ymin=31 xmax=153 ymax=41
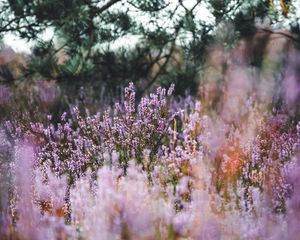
xmin=0 ymin=0 xmax=298 ymax=97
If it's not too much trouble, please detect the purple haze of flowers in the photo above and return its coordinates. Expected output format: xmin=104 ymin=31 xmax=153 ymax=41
xmin=2 ymin=82 xmax=300 ymax=239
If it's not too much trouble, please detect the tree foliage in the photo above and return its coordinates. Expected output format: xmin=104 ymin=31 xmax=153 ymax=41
xmin=0 ymin=0 xmax=299 ymax=97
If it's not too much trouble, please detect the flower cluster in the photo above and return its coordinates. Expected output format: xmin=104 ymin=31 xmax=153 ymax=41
xmin=242 ymin=115 xmax=296 ymax=212
xmin=22 ymin=83 xmax=175 ymax=183
xmin=1 ymin=83 xmax=300 ymax=239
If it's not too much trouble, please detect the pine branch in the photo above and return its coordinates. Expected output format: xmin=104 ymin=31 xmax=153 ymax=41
xmin=90 ymin=0 xmax=122 ymax=18
xmin=257 ymin=27 xmax=300 ymax=43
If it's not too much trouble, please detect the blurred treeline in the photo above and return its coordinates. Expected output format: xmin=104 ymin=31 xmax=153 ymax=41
xmin=0 ymin=0 xmax=300 ymax=122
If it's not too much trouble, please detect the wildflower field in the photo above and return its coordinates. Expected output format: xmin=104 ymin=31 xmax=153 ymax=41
xmin=1 ymin=1 xmax=300 ymax=239
xmin=1 ymin=72 xmax=300 ymax=239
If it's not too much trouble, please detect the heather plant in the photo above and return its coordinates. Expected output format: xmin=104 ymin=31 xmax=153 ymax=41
xmin=241 ymin=114 xmax=297 ymax=213
xmin=100 ymin=83 xmax=175 ymax=173
xmin=0 ymin=130 xmax=14 ymax=237
xmin=2 ymin=81 xmax=300 ymax=239
xmin=17 ymin=83 xmax=176 ymax=186
xmin=70 ymin=164 xmax=176 ymax=239
xmin=0 ymin=139 xmax=73 ymax=239
xmin=285 ymin=137 xmax=300 ymax=238
xmin=169 ymin=96 xmax=299 ymax=214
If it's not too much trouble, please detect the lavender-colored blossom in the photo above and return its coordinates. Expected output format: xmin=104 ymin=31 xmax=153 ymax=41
xmin=2 ymin=81 xmax=300 ymax=239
